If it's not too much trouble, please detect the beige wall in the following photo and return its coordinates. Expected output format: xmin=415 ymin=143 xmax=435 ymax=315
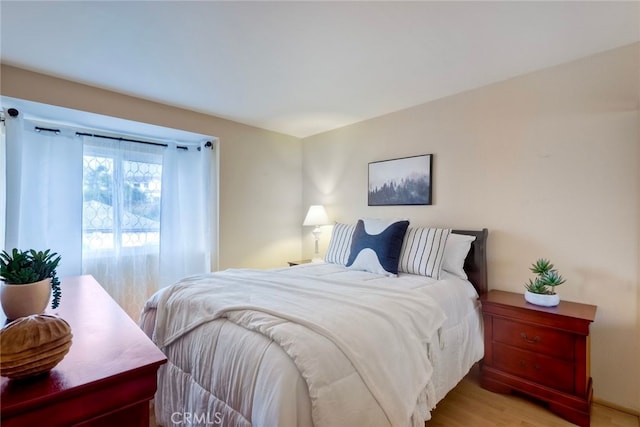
xmin=0 ymin=64 xmax=303 ymax=270
xmin=302 ymin=43 xmax=640 ymax=411
xmin=3 ymin=42 xmax=639 ymax=411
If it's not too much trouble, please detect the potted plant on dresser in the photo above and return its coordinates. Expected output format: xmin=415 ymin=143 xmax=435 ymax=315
xmin=523 ymin=258 xmax=565 ymax=307
xmin=0 ymin=249 xmax=62 ymax=320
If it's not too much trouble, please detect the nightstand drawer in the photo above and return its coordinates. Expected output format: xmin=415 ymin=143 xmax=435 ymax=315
xmin=493 ymin=317 xmax=574 ymax=360
xmin=493 ymin=342 xmax=574 ymax=393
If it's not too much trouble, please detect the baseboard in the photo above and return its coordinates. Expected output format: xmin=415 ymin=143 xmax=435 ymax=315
xmin=593 ymin=397 xmax=640 ymax=417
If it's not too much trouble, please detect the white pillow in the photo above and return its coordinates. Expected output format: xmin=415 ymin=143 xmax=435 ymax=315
xmin=324 ymin=223 xmax=355 ymax=265
xmin=398 ymin=227 xmax=450 ymax=279
xmin=442 ymin=233 xmax=476 ymax=280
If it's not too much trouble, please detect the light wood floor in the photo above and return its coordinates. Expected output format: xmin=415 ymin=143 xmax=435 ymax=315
xmin=150 ymin=364 xmax=639 ymax=426
xmin=428 ymin=365 xmax=639 ymax=427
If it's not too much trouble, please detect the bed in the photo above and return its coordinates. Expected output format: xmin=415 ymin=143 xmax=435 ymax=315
xmin=140 ymin=226 xmax=488 ymax=427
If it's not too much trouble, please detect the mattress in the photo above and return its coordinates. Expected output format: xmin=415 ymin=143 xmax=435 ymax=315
xmin=140 ymin=263 xmax=484 ymax=427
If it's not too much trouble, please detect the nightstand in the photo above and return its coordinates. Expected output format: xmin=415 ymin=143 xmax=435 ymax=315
xmin=480 ymin=290 xmax=597 ymax=427
xmin=288 ymin=259 xmax=312 ymax=266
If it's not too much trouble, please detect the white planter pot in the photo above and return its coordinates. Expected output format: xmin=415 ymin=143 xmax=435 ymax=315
xmin=0 ymin=278 xmax=51 ymax=320
xmin=524 ymin=290 xmax=560 ymax=307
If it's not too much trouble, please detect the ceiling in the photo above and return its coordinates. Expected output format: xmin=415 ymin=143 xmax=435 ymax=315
xmin=1 ymin=1 xmax=638 ymax=138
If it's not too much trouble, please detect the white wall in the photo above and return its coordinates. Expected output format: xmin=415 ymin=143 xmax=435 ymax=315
xmin=302 ymin=43 xmax=640 ymax=412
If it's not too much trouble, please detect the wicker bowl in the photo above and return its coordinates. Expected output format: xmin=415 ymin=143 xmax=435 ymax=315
xmin=0 ymin=314 xmax=72 ymax=380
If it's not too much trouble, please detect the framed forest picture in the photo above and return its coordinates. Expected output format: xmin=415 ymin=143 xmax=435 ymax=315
xmin=368 ymin=154 xmax=432 ymax=206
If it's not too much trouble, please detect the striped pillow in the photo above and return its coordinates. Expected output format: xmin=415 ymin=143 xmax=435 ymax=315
xmin=399 ymin=228 xmax=451 ymax=278
xmin=324 ymin=223 xmax=356 ymax=265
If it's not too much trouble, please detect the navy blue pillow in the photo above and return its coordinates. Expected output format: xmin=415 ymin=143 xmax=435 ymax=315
xmin=346 ymin=219 xmax=410 ymax=276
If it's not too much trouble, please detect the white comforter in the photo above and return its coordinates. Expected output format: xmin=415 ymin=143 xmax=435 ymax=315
xmin=152 ymin=268 xmax=447 ymax=427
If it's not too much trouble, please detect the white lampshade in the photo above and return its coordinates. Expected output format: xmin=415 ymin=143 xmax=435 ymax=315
xmin=303 ymin=205 xmax=329 ymax=226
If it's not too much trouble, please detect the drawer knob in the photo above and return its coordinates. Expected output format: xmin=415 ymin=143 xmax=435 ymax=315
xmin=518 ymin=360 xmax=541 ymax=370
xmin=520 ymin=332 xmax=540 ymax=344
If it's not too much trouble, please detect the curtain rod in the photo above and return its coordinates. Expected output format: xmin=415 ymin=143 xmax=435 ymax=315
xmin=8 ymin=107 xmax=214 ymax=150
xmin=77 ymin=132 xmax=213 ymax=151
xmin=31 ymin=126 xmax=214 ymax=151
xmin=1 ymin=107 xmax=19 ymax=124
xmin=75 ymin=131 xmax=191 ymax=151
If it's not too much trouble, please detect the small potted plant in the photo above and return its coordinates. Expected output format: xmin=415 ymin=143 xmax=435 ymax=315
xmin=523 ymin=258 xmax=565 ymax=307
xmin=0 ymin=249 xmax=62 ymax=320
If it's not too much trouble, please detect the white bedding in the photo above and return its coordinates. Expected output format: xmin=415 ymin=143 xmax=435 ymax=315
xmin=141 ymin=263 xmax=484 ymax=427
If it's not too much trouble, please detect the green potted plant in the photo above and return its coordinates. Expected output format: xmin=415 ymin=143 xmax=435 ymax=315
xmin=0 ymin=249 xmax=62 ymax=320
xmin=523 ymin=258 xmax=565 ymax=307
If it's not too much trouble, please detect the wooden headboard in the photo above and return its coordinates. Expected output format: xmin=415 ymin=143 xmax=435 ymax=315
xmin=451 ymin=228 xmax=488 ymax=296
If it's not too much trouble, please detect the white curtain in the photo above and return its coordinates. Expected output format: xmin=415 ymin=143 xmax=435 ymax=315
xmin=81 ymin=136 xmax=165 ymax=318
xmin=4 ymin=116 xmax=83 ymax=280
xmin=4 ymin=117 xmax=213 ymax=319
xmin=159 ymin=143 xmax=211 ymax=287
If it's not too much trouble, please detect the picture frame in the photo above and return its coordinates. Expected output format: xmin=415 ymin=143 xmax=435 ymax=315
xmin=368 ymin=154 xmax=433 ymax=206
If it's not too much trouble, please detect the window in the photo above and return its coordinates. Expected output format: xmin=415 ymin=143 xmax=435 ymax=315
xmin=3 ymin=104 xmax=215 ymax=320
xmin=82 ymin=146 xmax=163 ymax=254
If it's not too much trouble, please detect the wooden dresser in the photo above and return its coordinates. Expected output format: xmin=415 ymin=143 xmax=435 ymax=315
xmin=1 ymin=275 xmax=166 ymax=426
xmin=480 ymin=290 xmax=597 ymax=427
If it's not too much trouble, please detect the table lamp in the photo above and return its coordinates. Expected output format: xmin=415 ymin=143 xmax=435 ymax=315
xmin=302 ymin=205 xmax=329 ymax=262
